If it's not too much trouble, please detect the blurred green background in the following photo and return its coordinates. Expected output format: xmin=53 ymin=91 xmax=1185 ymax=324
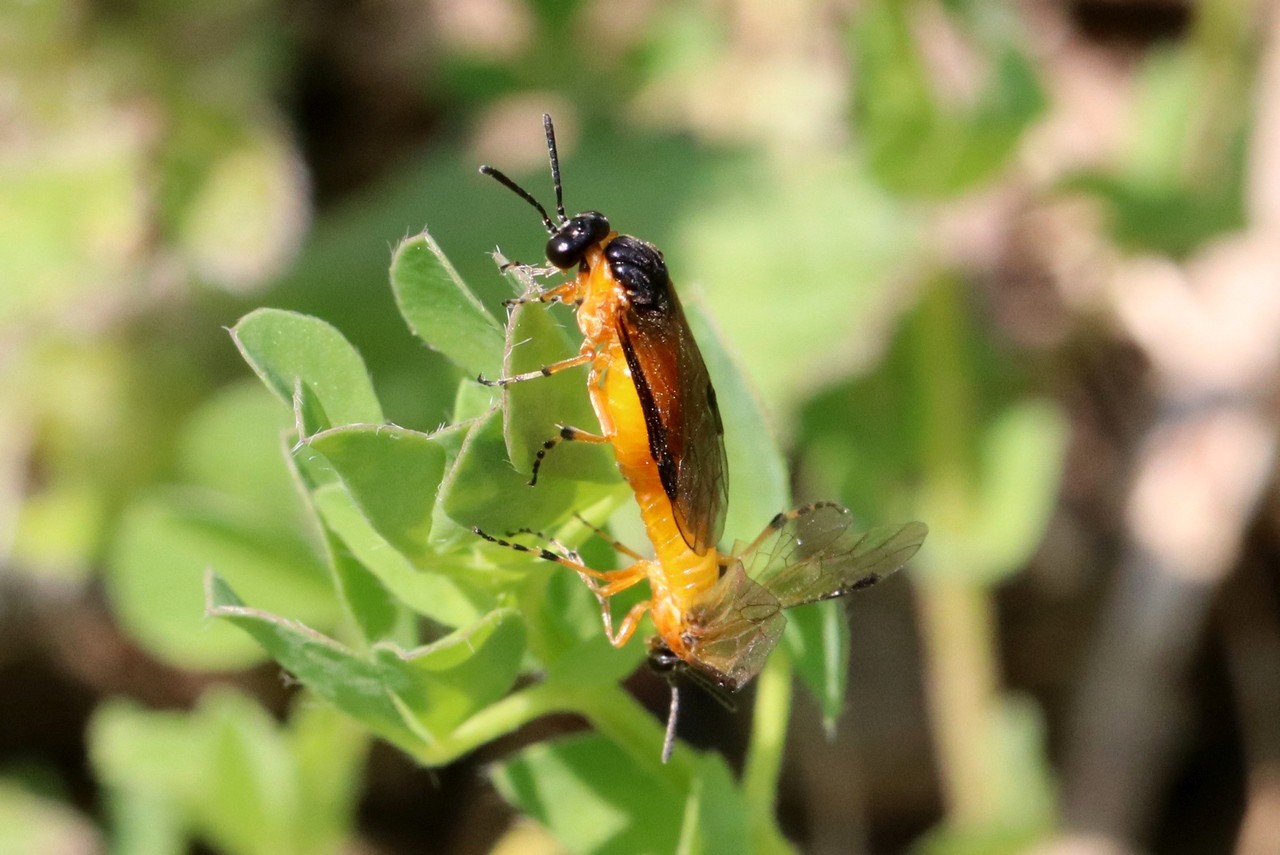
xmin=3 ymin=0 xmax=1278 ymax=853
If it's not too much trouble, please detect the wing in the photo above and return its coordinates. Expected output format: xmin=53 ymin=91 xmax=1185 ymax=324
xmin=681 ymin=564 xmax=786 ymax=692
xmin=736 ymin=502 xmax=927 ymax=608
xmin=617 ymin=288 xmax=728 ymax=555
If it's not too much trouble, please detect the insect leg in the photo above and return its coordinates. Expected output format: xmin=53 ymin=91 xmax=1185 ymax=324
xmin=506 ymin=527 xmax=582 ymax=563
xmin=529 ymin=425 xmax=610 ymax=485
xmin=731 ymin=500 xmax=845 ymax=560
xmin=473 ymin=528 xmax=647 ymax=607
xmin=573 ymin=512 xmax=646 ymax=561
xmin=481 ymin=533 xmax=649 ymax=646
xmin=500 ymin=278 xmax=577 ymax=308
xmin=591 ymin=564 xmax=648 ymax=597
xmin=605 ymin=598 xmax=652 ymax=648
xmin=477 ymin=350 xmax=592 ymax=387
xmin=574 ymin=563 xmax=647 ymax=644
xmin=473 ymin=527 xmax=615 ymax=580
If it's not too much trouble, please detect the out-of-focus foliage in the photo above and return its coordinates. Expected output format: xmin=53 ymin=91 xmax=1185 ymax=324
xmin=90 ymin=690 xmax=367 ymax=855
xmin=1 ymin=0 xmax=308 ymax=589
xmin=1065 ymin=3 xmax=1255 ymax=256
xmin=853 ymin=0 xmax=1045 ymax=197
xmin=2 ymin=0 xmax=1269 ymax=852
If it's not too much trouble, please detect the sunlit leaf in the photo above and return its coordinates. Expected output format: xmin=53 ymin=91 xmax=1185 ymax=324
xmin=305 ymin=424 xmax=447 ymax=561
xmin=390 ymin=230 xmax=505 ymax=379
xmin=206 ymin=573 xmax=430 ymax=753
xmin=309 ymin=481 xmax=486 ymax=629
xmin=501 ymin=293 xmax=615 ymax=484
xmin=375 ymin=607 xmax=525 ymax=735
xmin=232 ymin=308 xmax=383 ymax=435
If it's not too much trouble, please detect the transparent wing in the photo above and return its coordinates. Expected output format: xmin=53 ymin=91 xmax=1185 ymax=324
xmin=737 ymin=502 xmax=927 ymax=608
xmin=681 ymin=564 xmax=786 ymax=692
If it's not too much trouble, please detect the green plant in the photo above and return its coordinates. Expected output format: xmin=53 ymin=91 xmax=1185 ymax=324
xmin=192 ymin=228 xmax=892 ymax=853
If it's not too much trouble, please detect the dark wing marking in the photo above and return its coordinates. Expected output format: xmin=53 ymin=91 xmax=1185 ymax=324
xmin=617 ymin=289 xmax=728 ymax=555
xmin=737 ymin=503 xmax=927 ymax=608
xmin=681 ymin=564 xmax=786 ymax=692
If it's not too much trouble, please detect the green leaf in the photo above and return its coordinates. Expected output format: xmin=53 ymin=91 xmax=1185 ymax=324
xmin=784 ymin=601 xmax=850 ymax=732
xmin=453 ymin=377 xmax=497 ymax=423
xmin=491 ymin=733 xmax=684 ymax=855
xmin=519 ymin=551 xmax=633 ymax=671
xmin=106 ymin=495 xmax=336 ymax=670
xmin=390 ymin=230 xmax=504 ymax=378
xmin=286 ymin=448 xmax=404 ymax=645
xmin=232 ymin=308 xmax=383 ymax=435
xmin=309 ymin=481 xmax=486 ymax=629
xmin=679 ymin=153 xmax=920 ymax=417
xmin=1062 ymin=170 xmax=1244 ymax=258
xmin=103 ymin=787 xmax=185 ymax=855
xmin=286 ymin=701 xmax=369 ymax=854
xmin=500 ymin=295 xmax=616 ymax=484
xmin=305 ymin=424 xmax=448 ymax=561
xmin=374 ymin=607 xmax=525 ymax=735
xmin=91 ymin=700 xmax=207 ymax=801
xmin=970 ymin=401 xmax=1066 ymax=578
xmin=178 ymin=380 xmax=300 ymax=532
xmin=197 ymin=692 xmax=300 ymax=855
xmin=426 ymin=418 xmax=490 ymax=551
xmin=542 ymin=628 xmax=646 ymax=688
xmin=675 ymin=756 xmax=751 ymax=855
xmin=684 ymin=302 xmax=789 ymax=546
xmin=852 ymin=0 xmax=1044 ymax=197
xmin=439 ymin=408 xmax=581 ymax=534
xmin=89 ymin=690 xmax=366 ymax=855
xmin=176 ymin=128 xmax=306 ymax=292
xmin=208 ymin=575 xmax=529 ymax=764
xmin=90 ymin=700 xmax=205 ymax=854
xmin=206 ymin=574 xmax=431 ymax=754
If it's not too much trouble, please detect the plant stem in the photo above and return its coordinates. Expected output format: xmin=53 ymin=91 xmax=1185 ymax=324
xmin=742 ymin=650 xmax=796 ymax=855
xmin=911 ymin=274 xmax=1003 ymax=827
xmin=569 ymin=684 xmax=699 ymax=791
xmin=421 ymin=681 xmax=567 ymax=764
xmin=915 ymin=580 xmax=1002 ymax=827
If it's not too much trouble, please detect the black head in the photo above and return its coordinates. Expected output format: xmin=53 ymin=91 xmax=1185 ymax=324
xmin=647 ymin=638 xmax=682 ymax=676
xmin=478 ymin=114 xmax=611 ymax=270
xmin=546 ymin=211 xmax=610 ymax=269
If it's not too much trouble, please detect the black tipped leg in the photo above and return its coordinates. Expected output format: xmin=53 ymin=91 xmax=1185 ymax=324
xmin=528 ymin=424 xmax=608 ymax=486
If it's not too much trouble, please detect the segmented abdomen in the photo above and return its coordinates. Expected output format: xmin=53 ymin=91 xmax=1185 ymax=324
xmin=595 ymin=345 xmax=718 ymax=611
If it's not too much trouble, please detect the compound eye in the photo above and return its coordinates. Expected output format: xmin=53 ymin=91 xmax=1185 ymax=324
xmin=581 ymin=210 xmax=610 ymax=245
xmin=545 ymin=212 xmax=610 ymax=269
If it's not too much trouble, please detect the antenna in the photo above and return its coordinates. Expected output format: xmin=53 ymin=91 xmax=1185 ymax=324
xmin=477 ymin=165 xmax=556 ymax=235
xmin=478 ymin=114 xmax=572 ymax=234
xmin=543 ymin=113 xmax=568 ymax=223
xmin=661 ymin=683 xmax=680 ymax=764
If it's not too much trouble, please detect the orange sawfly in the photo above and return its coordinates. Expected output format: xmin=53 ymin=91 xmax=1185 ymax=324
xmin=475 ymin=115 xmax=927 ymax=761
xmin=477 ymin=114 xmax=728 ymax=560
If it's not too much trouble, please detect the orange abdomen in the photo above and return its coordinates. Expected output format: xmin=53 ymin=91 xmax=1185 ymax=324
xmin=593 ymin=344 xmax=718 ymax=612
